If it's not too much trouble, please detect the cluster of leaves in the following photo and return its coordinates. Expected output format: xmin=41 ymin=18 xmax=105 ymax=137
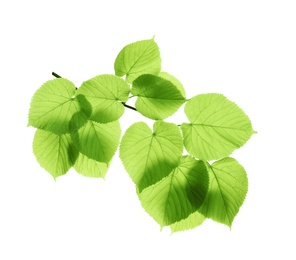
xmin=28 ymin=37 xmax=255 ymax=233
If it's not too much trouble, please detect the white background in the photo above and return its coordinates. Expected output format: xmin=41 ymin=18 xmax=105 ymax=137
xmin=1 ymin=0 xmax=296 ymax=259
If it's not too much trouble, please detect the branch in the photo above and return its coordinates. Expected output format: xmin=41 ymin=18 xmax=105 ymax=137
xmin=52 ymin=72 xmax=61 ymax=78
xmin=122 ymin=102 xmax=137 ymax=111
xmin=51 ymin=72 xmax=137 ymax=111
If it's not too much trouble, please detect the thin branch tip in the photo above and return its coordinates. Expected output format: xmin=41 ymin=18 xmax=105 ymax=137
xmin=52 ymin=72 xmax=61 ymax=78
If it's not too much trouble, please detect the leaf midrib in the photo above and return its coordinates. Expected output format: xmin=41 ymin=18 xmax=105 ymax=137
xmin=210 ymin=166 xmax=231 ymax=225
xmin=139 ymin=96 xmax=185 ymax=101
xmin=163 ymin=170 xmax=175 ymax=226
xmin=126 ymin=41 xmax=153 ymax=77
xmin=141 ymin=135 xmax=154 ymax=189
xmin=32 ymin=98 xmax=72 ymax=121
xmin=192 ymin=123 xmax=250 ymax=131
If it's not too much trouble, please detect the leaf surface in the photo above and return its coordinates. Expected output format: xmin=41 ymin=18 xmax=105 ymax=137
xmin=158 ymin=72 xmax=186 ymax=98
xmin=74 ymin=153 xmax=108 ymax=178
xmin=200 ymin=157 xmax=248 ymax=227
xmin=71 ymin=120 xmax=121 ymax=163
xmin=114 ymin=38 xmax=161 ymax=83
xmin=131 ymin=74 xmax=186 ymax=120
xmin=33 ymin=129 xmax=78 ymax=179
xmin=77 ymin=75 xmax=130 ymax=123
xmin=181 ymin=93 xmax=254 ymax=160
xmin=120 ymin=121 xmax=183 ymax=192
xmin=139 ymin=156 xmax=209 ymax=227
xmin=170 ymin=211 xmax=206 ymax=233
xmin=28 ymin=78 xmax=91 ymax=134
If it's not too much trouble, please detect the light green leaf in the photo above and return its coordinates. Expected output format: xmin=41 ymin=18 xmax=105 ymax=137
xmin=170 ymin=211 xmax=206 ymax=233
xmin=77 ymin=75 xmax=130 ymax=123
xmin=28 ymin=78 xmax=92 ymax=134
xmin=120 ymin=121 xmax=183 ymax=192
xmin=74 ymin=153 xmax=108 ymax=178
xmin=139 ymin=156 xmax=209 ymax=227
xmin=181 ymin=93 xmax=254 ymax=160
xmin=131 ymin=74 xmax=186 ymax=120
xmin=114 ymin=38 xmax=161 ymax=83
xmin=33 ymin=129 xmax=78 ymax=179
xmin=158 ymin=72 xmax=186 ymax=98
xmin=200 ymin=157 xmax=248 ymax=228
xmin=71 ymin=120 xmax=121 ymax=163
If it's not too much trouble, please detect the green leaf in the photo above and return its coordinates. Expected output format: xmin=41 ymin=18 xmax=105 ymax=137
xmin=74 ymin=153 xmax=108 ymax=178
xmin=139 ymin=156 xmax=209 ymax=227
xmin=158 ymin=72 xmax=186 ymax=98
xmin=170 ymin=211 xmax=206 ymax=233
xmin=71 ymin=120 xmax=121 ymax=163
xmin=76 ymin=75 xmax=130 ymax=123
xmin=33 ymin=129 xmax=78 ymax=179
xmin=200 ymin=158 xmax=248 ymax=228
xmin=120 ymin=121 xmax=183 ymax=192
xmin=181 ymin=93 xmax=254 ymax=160
xmin=28 ymin=78 xmax=92 ymax=134
xmin=131 ymin=74 xmax=186 ymax=120
xmin=114 ymin=38 xmax=161 ymax=83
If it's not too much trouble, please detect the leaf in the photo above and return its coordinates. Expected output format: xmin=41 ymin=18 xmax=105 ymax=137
xmin=158 ymin=72 xmax=186 ymax=98
xmin=71 ymin=120 xmax=121 ymax=163
xmin=170 ymin=211 xmax=206 ymax=233
xmin=181 ymin=93 xmax=254 ymax=160
xmin=199 ymin=158 xmax=248 ymax=228
xmin=120 ymin=121 xmax=183 ymax=192
xmin=33 ymin=129 xmax=78 ymax=179
xmin=28 ymin=78 xmax=92 ymax=134
xmin=76 ymin=75 xmax=130 ymax=123
xmin=131 ymin=74 xmax=186 ymax=120
xmin=139 ymin=156 xmax=209 ymax=227
xmin=114 ymin=38 xmax=161 ymax=83
xmin=74 ymin=153 xmax=108 ymax=178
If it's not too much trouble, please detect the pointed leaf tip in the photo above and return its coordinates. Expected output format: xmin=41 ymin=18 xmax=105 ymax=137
xmin=170 ymin=211 xmax=206 ymax=233
xmin=158 ymin=72 xmax=186 ymax=98
xmin=33 ymin=129 xmax=78 ymax=178
xmin=200 ymin=157 xmax=248 ymax=227
xmin=114 ymin=39 xmax=161 ymax=83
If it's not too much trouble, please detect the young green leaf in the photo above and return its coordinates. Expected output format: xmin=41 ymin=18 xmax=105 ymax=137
xmin=139 ymin=156 xmax=209 ymax=227
xmin=158 ymin=72 xmax=186 ymax=98
xmin=76 ymin=75 xmax=130 ymax=123
xmin=33 ymin=129 xmax=78 ymax=179
xmin=71 ymin=120 xmax=121 ymax=163
xmin=74 ymin=153 xmax=108 ymax=178
xmin=199 ymin=157 xmax=248 ymax=228
xmin=28 ymin=38 xmax=255 ymax=232
xmin=114 ymin=38 xmax=161 ymax=83
xmin=131 ymin=74 xmax=186 ymax=120
xmin=181 ymin=93 xmax=254 ymax=160
xmin=28 ymin=78 xmax=92 ymax=134
xmin=170 ymin=211 xmax=206 ymax=233
xmin=120 ymin=121 xmax=183 ymax=192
